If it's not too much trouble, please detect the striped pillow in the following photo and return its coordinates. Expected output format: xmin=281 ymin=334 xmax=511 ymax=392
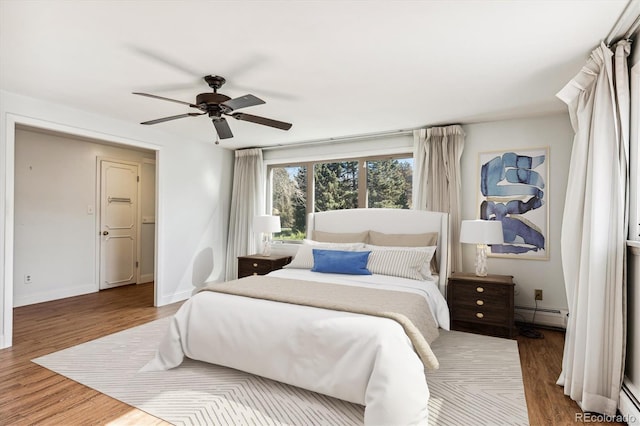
xmin=365 ymin=244 xmax=437 ymax=278
xmin=366 ymin=247 xmax=436 ymax=281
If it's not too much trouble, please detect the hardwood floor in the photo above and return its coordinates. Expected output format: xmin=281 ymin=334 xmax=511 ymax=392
xmin=516 ymin=329 xmax=624 ymax=426
xmin=0 ymin=283 xmax=181 ymax=425
xmin=0 ymin=284 xmax=625 ymax=425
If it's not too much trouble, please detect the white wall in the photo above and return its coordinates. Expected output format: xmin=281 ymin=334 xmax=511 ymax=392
xmin=0 ymin=90 xmax=234 ymax=348
xmin=13 ymin=128 xmax=155 ymax=306
xmin=461 ymin=114 xmax=573 ymax=322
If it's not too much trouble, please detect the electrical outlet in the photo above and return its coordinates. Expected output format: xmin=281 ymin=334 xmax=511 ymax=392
xmin=24 ymin=274 xmax=32 ymax=284
xmin=534 ymin=289 xmax=543 ymax=301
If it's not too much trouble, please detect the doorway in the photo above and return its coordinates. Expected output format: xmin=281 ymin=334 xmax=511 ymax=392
xmin=12 ymin=126 xmax=157 ymax=305
xmin=2 ymin=115 xmax=164 ymax=349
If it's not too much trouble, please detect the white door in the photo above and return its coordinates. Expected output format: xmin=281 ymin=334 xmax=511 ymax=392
xmin=100 ymin=160 xmax=139 ymax=290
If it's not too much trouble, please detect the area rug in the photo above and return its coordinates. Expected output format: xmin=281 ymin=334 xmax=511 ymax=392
xmin=33 ymin=317 xmax=529 ymax=425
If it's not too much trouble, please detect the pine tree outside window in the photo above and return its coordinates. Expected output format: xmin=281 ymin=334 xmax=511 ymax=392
xmin=268 ymin=154 xmax=412 ymax=242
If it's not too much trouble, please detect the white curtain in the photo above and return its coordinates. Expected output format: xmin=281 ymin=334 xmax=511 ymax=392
xmin=556 ymin=40 xmax=630 ymax=416
xmin=413 ymin=125 xmax=465 ymax=272
xmin=225 ymin=148 xmax=265 ymax=281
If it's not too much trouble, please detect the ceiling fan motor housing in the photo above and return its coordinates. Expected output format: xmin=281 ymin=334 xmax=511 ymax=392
xmin=196 ymin=92 xmax=231 ymax=105
xmin=204 ymin=75 xmax=226 ymax=90
xmin=196 ymin=92 xmax=232 ymax=117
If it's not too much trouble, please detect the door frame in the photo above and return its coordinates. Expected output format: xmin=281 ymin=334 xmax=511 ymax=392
xmin=139 ymin=158 xmax=156 ymax=285
xmin=2 ymin=113 xmax=163 ymax=348
xmin=95 ymin=157 xmax=142 ymax=291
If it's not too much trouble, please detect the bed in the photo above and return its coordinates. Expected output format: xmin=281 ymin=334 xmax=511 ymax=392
xmin=142 ymin=208 xmax=451 ymax=425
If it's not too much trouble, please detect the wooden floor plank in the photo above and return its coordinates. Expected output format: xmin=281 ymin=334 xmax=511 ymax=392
xmin=0 ymin=283 xmax=624 ymax=425
xmin=0 ymin=283 xmax=178 ymax=425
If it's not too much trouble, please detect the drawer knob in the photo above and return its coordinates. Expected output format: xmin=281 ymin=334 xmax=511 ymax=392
xmin=476 ymin=312 xmax=484 ymax=319
xmin=252 ymin=272 xmax=258 ymax=276
xmin=476 ymin=300 xmax=484 ymax=306
xmin=476 ymin=286 xmax=484 ymax=293
xmin=253 ymin=263 xmax=258 ymax=267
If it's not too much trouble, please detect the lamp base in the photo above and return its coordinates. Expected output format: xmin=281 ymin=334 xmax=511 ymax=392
xmin=475 ymin=244 xmax=489 ymax=277
xmin=261 ymin=235 xmax=271 ymax=257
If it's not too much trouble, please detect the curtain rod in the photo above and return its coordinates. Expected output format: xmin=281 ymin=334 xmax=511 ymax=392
xmin=624 ymin=14 xmax=640 ymax=39
xmin=606 ymin=0 xmax=640 ymax=45
xmin=260 ymin=128 xmax=417 ymax=151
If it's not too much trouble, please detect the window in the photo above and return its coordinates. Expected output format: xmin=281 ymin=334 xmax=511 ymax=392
xmin=269 ymin=154 xmax=413 ymax=241
xmin=630 ymin=59 xmax=639 ymax=240
xmin=271 ymin=165 xmax=307 ymax=240
xmin=366 ymin=157 xmax=413 ymax=209
xmin=314 ymin=160 xmax=359 ymax=211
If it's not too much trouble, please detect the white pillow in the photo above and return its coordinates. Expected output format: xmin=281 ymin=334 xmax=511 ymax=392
xmin=285 ymin=242 xmax=366 ymax=269
xmin=365 ymin=245 xmax=436 ymax=280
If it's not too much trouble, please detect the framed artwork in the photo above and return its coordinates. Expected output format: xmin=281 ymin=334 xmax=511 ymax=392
xmin=477 ymin=147 xmax=549 ymax=260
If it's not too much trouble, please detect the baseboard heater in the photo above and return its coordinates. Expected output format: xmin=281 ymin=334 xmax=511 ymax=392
xmin=515 ymin=305 xmax=562 ymax=314
xmin=620 ymin=381 xmax=640 ymax=425
xmin=514 ymin=305 xmax=567 ymax=329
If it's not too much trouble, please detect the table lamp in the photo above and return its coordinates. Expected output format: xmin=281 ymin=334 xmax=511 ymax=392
xmin=253 ymin=215 xmax=281 ymax=256
xmin=460 ymin=219 xmax=504 ymax=276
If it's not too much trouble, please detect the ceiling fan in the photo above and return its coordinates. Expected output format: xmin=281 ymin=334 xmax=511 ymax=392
xmin=133 ymin=75 xmax=292 ymax=140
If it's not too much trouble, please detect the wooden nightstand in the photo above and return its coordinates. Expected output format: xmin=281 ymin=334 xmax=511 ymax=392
xmin=447 ymin=272 xmax=516 ymax=339
xmin=237 ymin=254 xmax=292 ymax=278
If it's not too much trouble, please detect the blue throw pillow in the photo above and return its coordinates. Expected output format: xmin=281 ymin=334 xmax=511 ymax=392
xmin=311 ymin=249 xmax=372 ymax=275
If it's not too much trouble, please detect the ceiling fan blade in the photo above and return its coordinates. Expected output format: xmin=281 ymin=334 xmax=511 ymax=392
xmin=229 ymin=84 xmax=299 ymax=101
xmin=133 ymin=92 xmax=200 ymax=109
xmin=141 ymin=112 xmax=205 ymax=125
xmin=213 ymin=117 xmax=234 ymax=139
xmin=221 ymin=94 xmax=265 ymax=111
xmin=131 ymin=47 xmax=202 ymax=78
xmin=231 ymin=112 xmax=292 ymax=131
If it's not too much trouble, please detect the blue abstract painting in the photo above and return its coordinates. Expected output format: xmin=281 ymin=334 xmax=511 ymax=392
xmin=478 ymin=147 xmax=548 ymax=259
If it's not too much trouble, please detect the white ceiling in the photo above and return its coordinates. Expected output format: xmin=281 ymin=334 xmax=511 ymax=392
xmin=0 ymin=0 xmax=631 ymax=150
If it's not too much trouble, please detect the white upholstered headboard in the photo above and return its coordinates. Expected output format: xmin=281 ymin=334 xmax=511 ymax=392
xmin=307 ymin=208 xmax=450 ymax=294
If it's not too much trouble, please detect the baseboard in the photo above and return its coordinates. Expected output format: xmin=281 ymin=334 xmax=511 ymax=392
xmin=515 ymin=305 xmax=568 ymax=329
xmin=14 ymin=284 xmax=98 ymax=307
xmin=157 ymin=288 xmax=193 ymax=306
xmin=620 ymin=379 xmax=640 ymax=425
xmin=0 ymin=334 xmax=7 ymax=349
xmin=139 ymin=273 xmax=154 ymax=284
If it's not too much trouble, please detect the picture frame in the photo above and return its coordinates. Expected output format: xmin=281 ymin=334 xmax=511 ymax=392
xmin=477 ymin=146 xmax=549 ymax=260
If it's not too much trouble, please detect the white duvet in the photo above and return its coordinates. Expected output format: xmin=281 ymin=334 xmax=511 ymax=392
xmin=269 ymin=269 xmax=450 ymax=331
xmin=142 ymin=270 xmax=449 ymax=425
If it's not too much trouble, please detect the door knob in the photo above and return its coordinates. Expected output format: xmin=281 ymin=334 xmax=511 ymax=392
xmin=102 ymin=231 xmax=109 ymax=235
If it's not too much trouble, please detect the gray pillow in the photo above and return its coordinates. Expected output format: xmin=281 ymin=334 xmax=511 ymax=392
xmin=312 ymin=230 xmax=369 ymax=243
xmin=368 ymin=231 xmax=439 ymax=272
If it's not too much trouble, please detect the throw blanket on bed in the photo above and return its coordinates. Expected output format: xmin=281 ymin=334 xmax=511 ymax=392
xmin=199 ymin=275 xmax=440 ymax=370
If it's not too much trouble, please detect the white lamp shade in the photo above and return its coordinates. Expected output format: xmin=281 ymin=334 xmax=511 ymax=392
xmin=253 ymin=215 xmax=281 ymax=233
xmin=460 ymin=220 xmax=504 ymax=244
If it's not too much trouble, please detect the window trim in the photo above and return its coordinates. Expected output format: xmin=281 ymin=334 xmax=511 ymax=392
xmin=266 ymin=152 xmax=413 ymax=240
xmin=629 ymin=58 xmax=639 ymax=240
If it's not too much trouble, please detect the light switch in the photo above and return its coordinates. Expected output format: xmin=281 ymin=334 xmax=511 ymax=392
xmin=87 ymin=205 xmax=94 ymax=215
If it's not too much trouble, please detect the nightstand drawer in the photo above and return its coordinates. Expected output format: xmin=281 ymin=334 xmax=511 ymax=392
xmin=237 ymin=254 xmax=292 ymax=279
xmin=238 ymin=258 xmax=274 ymax=275
xmin=450 ymin=304 xmax=509 ymax=325
xmin=450 ymin=282 xmax=509 ymax=309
